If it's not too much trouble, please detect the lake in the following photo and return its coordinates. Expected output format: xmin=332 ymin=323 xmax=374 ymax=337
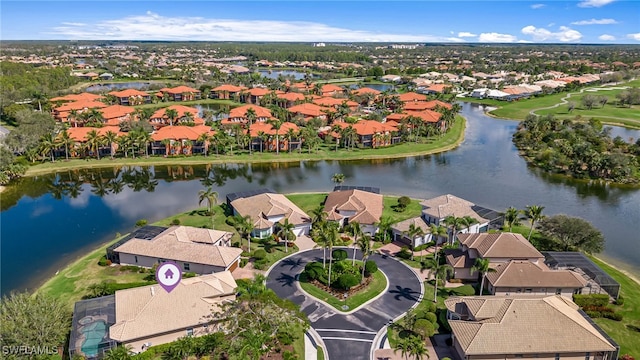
xmin=1 ymin=103 xmax=639 ymax=295
xmin=85 ymin=82 xmax=153 ymax=93
xmin=257 ymin=70 xmax=311 ymax=80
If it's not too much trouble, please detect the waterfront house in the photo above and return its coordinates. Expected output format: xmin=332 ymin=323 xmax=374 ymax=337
xmin=159 ymin=86 xmax=201 ymax=102
xmin=229 ymin=191 xmax=311 ymax=238
xmin=320 ymin=84 xmax=345 ymax=97
xmin=391 ymin=217 xmax=433 ymax=249
xmin=109 ymin=271 xmax=237 ymax=353
xmin=398 ymin=92 xmax=427 ymax=103
xmin=287 ymin=103 xmax=329 ymax=122
xmin=210 ymin=84 xmax=246 ymax=100
xmin=150 ymin=125 xmax=215 ymax=156
xmin=445 ymin=295 xmax=618 ymax=360
xmin=149 ymin=105 xmax=203 ymax=129
xmin=332 ymin=120 xmax=400 ymax=147
xmin=50 ymin=92 xmax=104 ymax=104
xmin=423 ymin=84 xmax=451 ymax=94
xmin=222 ymin=104 xmax=273 ymax=125
xmin=53 ymin=100 xmax=108 ymax=124
xmin=108 ymin=89 xmax=151 ymax=106
xmin=420 ymin=194 xmax=489 ymax=237
xmin=112 ymin=225 xmax=240 ymax=273
xmin=100 ymin=105 xmax=136 ymax=126
xmin=248 ymin=121 xmax=301 ymax=152
xmin=323 ymin=187 xmax=383 ymax=235
xmin=240 ymin=87 xmax=274 ymax=104
xmin=65 ymin=126 xmax=124 ymax=158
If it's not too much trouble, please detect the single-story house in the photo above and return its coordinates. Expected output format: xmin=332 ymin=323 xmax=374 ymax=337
xmin=323 ymin=188 xmax=383 ymax=235
xmin=112 ymin=226 xmax=241 ymax=274
xmin=445 ymin=295 xmax=618 ymax=360
xmin=486 ymin=260 xmax=587 ymax=297
xmin=391 ymin=217 xmax=433 ymax=249
xmin=230 ymin=192 xmax=311 ymax=239
xmin=420 ymin=194 xmax=490 ymax=238
xmin=109 ymin=271 xmax=237 ymax=353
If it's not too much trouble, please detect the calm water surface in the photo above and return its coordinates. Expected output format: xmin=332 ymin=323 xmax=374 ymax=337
xmin=85 ymin=82 xmax=152 ymax=92
xmin=1 ymin=103 xmax=639 ymax=295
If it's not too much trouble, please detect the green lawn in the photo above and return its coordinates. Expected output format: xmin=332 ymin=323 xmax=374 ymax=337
xmin=23 ymin=116 xmax=465 ymax=177
xmin=154 ymin=205 xmax=240 ymax=243
xmin=286 ymin=193 xmax=327 ymax=214
xmin=298 ymin=269 xmax=387 ymax=312
xmin=590 ymin=257 xmax=640 ymax=357
xmin=317 ymin=346 xmax=325 ymax=360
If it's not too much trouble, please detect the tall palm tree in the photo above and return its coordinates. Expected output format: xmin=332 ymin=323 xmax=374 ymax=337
xmin=524 ymin=205 xmax=545 ymax=241
xmin=376 ymin=216 xmax=394 ymax=243
xmin=39 ymin=133 xmax=57 ymax=162
xmin=429 ymin=224 xmax=448 ymax=262
xmin=85 ymin=129 xmax=104 ymax=160
xmin=358 ymin=235 xmax=372 ymax=283
xmin=197 ymin=132 xmax=209 ymax=156
xmin=165 ymin=108 xmax=179 ymax=126
xmin=103 ymin=130 xmax=119 ymax=159
xmin=181 ymin=111 xmax=195 ymax=125
xmin=267 ymin=118 xmax=284 ymax=155
xmin=198 ymin=187 xmax=219 ymax=229
xmin=87 ymin=108 xmax=105 ymax=125
xmin=232 ymin=215 xmax=254 ymax=252
xmin=137 ymin=131 xmax=152 ymax=157
xmin=460 ymin=215 xmax=479 ymax=234
xmin=504 ymin=206 xmax=521 ymax=232
xmin=286 ymin=127 xmax=297 ymax=153
xmin=404 ymin=223 xmax=425 ymax=260
xmin=58 ymin=130 xmax=75 ymax=161
xmin=245 ymin=107 xmax=257 ymax=155
xmin=277 ymin=218 xmax=296 ymax=253
xmin=349 ymin=222 xmax=363 ymax=265
xmin=310 ymin=205 xmax=327 ymax=225
xmin=257 ymin=131 xmax=267 ymax=152
xmin=443 ymin=215 xmax=463 ymax=245
xmin=471 ymin=258 xmax=496 ymax=296
xmin=395 ymin=336 xmax=412 ymax=360
xmin=325 ymin=222 xmax=339 ymax=287
xmin=311 ymin=222 xmax=329 ymax=268
xmin=421 ymin=258 xmax=454 ymax=303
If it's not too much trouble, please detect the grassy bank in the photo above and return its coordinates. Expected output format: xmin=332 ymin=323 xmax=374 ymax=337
xmin=24 ymin=115 xmax=465 ymax=177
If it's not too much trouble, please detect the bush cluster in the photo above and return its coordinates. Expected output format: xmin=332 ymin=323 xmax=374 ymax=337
xmin=573 ymin=294 xmax=610 ymax=307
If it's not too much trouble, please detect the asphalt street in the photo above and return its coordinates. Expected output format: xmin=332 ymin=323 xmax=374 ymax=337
xmin=266 ymin=248 xmax=422 ymax=360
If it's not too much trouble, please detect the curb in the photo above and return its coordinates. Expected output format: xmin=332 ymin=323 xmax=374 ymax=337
xmin=306 ymin=328 xmax=328 ymax=360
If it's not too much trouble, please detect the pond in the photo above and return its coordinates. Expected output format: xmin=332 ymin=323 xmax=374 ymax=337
xmin=1 ymin=103 xmax=639 ymax=295
xmin=85 ymin=82 xmax=153 ymax=93
xmin=257 ymin=70 xmax=311 ymax=80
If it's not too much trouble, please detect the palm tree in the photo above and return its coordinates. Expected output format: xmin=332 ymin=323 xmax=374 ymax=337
xmin=395 ymin=336 xmax=412 ymax=360
xmin=349 ymin=222 xmax=363 ymax=265
xmin=87 ymin=108 xmax=105 ymax=125
xmin=137 ymin=131 xmax=152 ymax=157
xmin=404 ymin=223 xmax=425 ymax=260
xmin=277 ymin=218 xmax=296 ymax=253
xmin=103 ymin=130 xmax=118 ymax=159
xmin=504 ymin=206 xmax=521 ymax=232
xmin=311 ymin=222 xmax=329 ymax=268
xmin=165 ymin=108 xmax=179 ymax=126
xmin=407 ymin=336 xmax=429 ymax=360
xmin=39 ymin=133 xmax=57 ymax=162
xmin=524 ymin=205 xmax=545 ymax=241
xmin=310 ymin=205 xmax=327 ymax=225
xmin=358 ymin=235 xmax=372 ymax=283
xmin=286 ymin=127 xmax=297 ymax=153
xmin=460 ymin=215 xmax=479 ymax=234
xmin=257 ymin=131 xmax=267 ymax=152
xmin=331 ymin=173 xmax=345 ymax=185
xmin=325 ymin=222 xmax=339 ymax=287
xmin=421 ymin=258 xmax=454 ymax=302
xmin=429 ymin=224 xmax=448 ymax=262
xmin=376 ymin=216 xmax=393 ymax=243
xmin=58 ymin=130 xmax=75 ymax=161
xmin=197 ymin=132 xmax=209 ymax=156
xmin=267 ymin=118 xmax=284 ymax=155
xmin=103 ymin=345 xmax=132 ymax=360
xmin=198 ymin=187 xmax=219 ymax=229
xmin=470 ymin=258 xmax=496 ymax=296
xmin=181 ymin=111 xmax=195 ymax=125
xmin=85 ymin=129 xmax=104 ymax=160
xmin=443 ymin=215 xmax=463 ymax=245
xmin=245 ymin=107 xmax=257 ymax=155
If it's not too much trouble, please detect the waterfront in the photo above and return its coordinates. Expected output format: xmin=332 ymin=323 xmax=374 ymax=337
xmin=1 ymin=103 xmax=639 ymax=295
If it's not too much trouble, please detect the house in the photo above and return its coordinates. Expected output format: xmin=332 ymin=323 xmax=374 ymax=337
xmin=323 ymin=188 xmax=383 ymax=235
xmin=486 ymin=260 xmax=587 ymax=297
xmin=312 ymin=97 xmax=359 ymax=111
xmin=99 ymin=73 xmax=114 ymax=80
xmin=240 ymin=87 xmax=275 ymax=104
xmin=112 ymin=225 xmax=241 ymax=273
xmin=108 ymin=89 xmax=151 ymax=106
xmin=381 ymin=74 xmax=402 ymax=82
xmin=445 ymin=296 xmax=618 ymax=360
xmin=50 ymin=92 xmax=104 ymax=104
xmin=391 ymin=217 xmax=433 ymax=248
xmin=352 ymin=87 xmax=381 ymax=97
xmin=320 ymin=84 xmax=345 ymax=97
xmin=276 ymin=92 xmax=306 ymax=108
xmin=109 ymin=271 xmax=238 ymax=353
xmin=210 ymin=84 xmax=246 ymax=100
xmin=149 ymin=105 xmax=203 ymax=128
xmin=398 ymin=92 xmax=426 ymax=103
xmin=403 ymin=100 xmax=452 ymax=112
xmin=332 ymin=120 xmax=400 ymax=147
xmin=150 ymin=125 xmax=215 ymax=155
xmin=420 ymin=194 xmax=489 ymax=239
xmin=423 ymin=84 xmax=451 ymax=94
xmin=287 ymin=103 xmax=329 ymax=122
xmin=248 ymin=121 xmax=301 ymax=152
xmin=159 ymin=86 xmax=201 ymax=102
xmin=65 ymin=126 xmax=124 ymax=157
xmin=229 ymin=191 xmax=311 ymax=239
xmin=53 ymin=100 xmax=108 ymax=124
xmin=222 ymin=104 xmax=272 ymax=125
xmin=100 ymin=105 xmax=136 ymax=126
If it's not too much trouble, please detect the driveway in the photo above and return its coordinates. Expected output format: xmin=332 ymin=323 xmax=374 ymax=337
xmin=267 ymin=249 xmax=423 ymax=360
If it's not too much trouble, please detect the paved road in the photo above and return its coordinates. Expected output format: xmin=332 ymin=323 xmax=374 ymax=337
xmin=266 ymin=249 xmax=422 ymax=360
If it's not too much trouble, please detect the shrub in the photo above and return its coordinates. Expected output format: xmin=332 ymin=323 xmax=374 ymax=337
xmin=626 ymin=324 xmax=640 ymax=333
xmin=448 ymin=278 xmax=463 ymax=283
xmin=437 ymin=309 xmax=452 ymax=333
xmin=97 ymin=256 xmax=110 ymax=266
xmin=573 ymin=294 xmax=610 ymax=308
xmin=119 ymin=265 xmax=140 ymax=272
xmin=332 ymin=249 xmax=348 ymax=261
xmin=232 ymin=241 xmax=240 ymax=248
xmin=135 ymin=219 xmax=148 ymax=227
xmin=364 ymin=260 xmax=378 ymax=276
xmin=585 ymin=311 xmax=602 ymax=318
xmin=397 ymin=247 xmax=412 ymax=260
xmin=449 ymin=285 xmax=476 ymax=296
xmin=423 ymin=312 xmax=437 ymax=324
xmin=183 ymin=272 xmax=196 ymax=278
xmin=253 ymin=249 xmax=267 ymax=260
xmin=425 ymin=301 xmax=437 ymax=313
xmin=620 ymin=355 xmax=635 ymax=360
xmin=414 ymin=318 xmax=435 ymax=337
xmin=240 ymin=258 xmax=248 ymax=268
xmin=615 ymin=296 xmax=625 ymax=306
xmin=304 ymin=262 xmax=325 ymax=281
xmin=398 ymin=196 xmax=411 ymax=207
xmin=336 ymin=273 xmax=360 ymax=290
xmin=170 ymin=218 xmax=181 ymax=225
xmin=603 ymin=312 xmax=623 ymax=321
xmin=277 ymin=330 xmax=294 ymax=345
xmin=253 ymin=259 xmax=268 ymax=270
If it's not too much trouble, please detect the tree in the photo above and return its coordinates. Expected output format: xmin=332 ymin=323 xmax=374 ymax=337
xmin=537 ymin=215 xmax=605 ymax=254
xmin=331 ymin=172 xmax=345 ymax=185
xmin=267 ymin=118 xmax=284 ymax=155
xmin=406 ymin=335 xmax=429 ymax=360
xmin=358 ymin=235 xmax=373 ymax=283
xmin=567 ymin=101 xmax=576 ymax=113
xmin=376 ymin=216 xmax=394 ymax=243
xmin=85 ymin=129 xmax=104 ymax=160
xmin=0 ymin=292 xmax=70 ymax=356
xmin=404 ymin=223 xmax=425 ymax=260
xmin=245 ymin=107 xmax=257 ymax=155
xmin=581 ymin=94 xmax=597 ymax=110
xmin=325 ymin=222 xmax=339 ymax=286
xmin=349 ymin=222 xmax=363 ymax=265
xmin=103 ymin=345 xmax=133 ymax=360
xmin=429 ymin=224 xmax=448 ymax=262
xmin=504 ymin=206 xmax=521 ymax=232
xmin=39 ymin=133 xmax=57 ymax=162
xmin=230 ymin=215 xmax=254 ymax=252
xmin=286 ymin=128 xmax=297 ymax=153
xmin=197 ymin=132 xmax=210 ymax=156
xmin=460 ymin=215 xmax=478 ymax=233
xmin=421 ymin=258 xmax=454 ymax=302
xmin=524 ymin=205 xmax=545 ymax=241
xmin=443 ymin=215 xmax=463 ymax=244
xmin=58 ymin=130 xmax=75 ymax=161
xmin=198 ymin=187 xmax=219 ymax=229
xmin=103 ymin=130 xmax=119 ymax=159
xmin=470 ymin=258 xmax=496 ymax=295
xmin=257 ymin=130 xmax=267 ymax=152
xmin=136 ymin=130 xmax=152 ymax=157
xmin=165 ymin=108 xmax=179 ymax=126
xmin=277 ymin=218 xmax=296 ymax=253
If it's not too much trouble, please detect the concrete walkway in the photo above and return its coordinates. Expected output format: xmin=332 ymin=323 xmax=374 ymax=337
xmin=295 ymin=234 xmax=318 ymax=251
xmin=305 ymin=332 xmax=318 ymax=360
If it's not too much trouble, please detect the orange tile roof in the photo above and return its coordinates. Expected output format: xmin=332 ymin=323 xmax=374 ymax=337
xmin=165 ymin=86 xmax=200 ymax=94
xmin=212 ymin=84 xmax=246 ymax=92
xmin=228 ymin=104 xmax=273 ymax=119
xmin=277 ymin=92 xmax=306 ymax=102
xmin=403 ymin=100 xmax=453 ymax=111
xmin=386 ymin=113 xmax=408 ymax=122
xmin=406 ymin=110 xmax=442 ymax=123
xmin=245 ymin=88 xmax=271 ymax=96
xmin=151 ymin=125 xmax=215 ymax=141
xmin=321 ymin=84 xmax=344 ymax=93
xmin=290 ymin=82 xmax=312 ymax=91
xmin=65 ymin=126 xmax=124 ymax=142
xmin=313 ymin=97 xmax=359 ymax=108
xmin=248 ymin=121 xmax=299 ymax=137
xmin=352 ymin=87 xmax=381 ymax=96
xmin=101 ymin=105 xmax=136 ymax=119
xmin=151 ymin=105 xmax=199 ymax=120
xmin=55 ymin=100 xmax=107 ymax=112
xmin=398 ymin=92 xmax=426 ymax=102
xmin=425 ymin=84 xmax=450 ymax=93
xmin=50 ymin=92 xmax=104 ymax=103
xmin=288 ymin=103 xmax=329 ymax=118
xmin=108 ymin=89 xmax=149 ymax=98
xmin=333 ymin=119 xmax=397 ymax=136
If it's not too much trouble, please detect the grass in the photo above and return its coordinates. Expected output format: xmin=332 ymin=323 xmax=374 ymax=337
xmin=382 ymin=196 xmax=423 ymax=223
xmin=154 ymin=205 xmax=241 ymax=243
xmin=23 ymin=116 xmax=465 ymax=177
xmin=317 ymin=346 xmax=325 ymax=360
xmin=298 ymin=269 xmax=387 ymax=312
xmin=286 ymin=193 xmax=327 ymax=214
xmin=589 ymin=257 xmax=640 ymax=357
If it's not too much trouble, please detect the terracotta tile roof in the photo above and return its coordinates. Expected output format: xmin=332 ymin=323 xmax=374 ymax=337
xmin=391 ymin=216 xmax=431 ymax=234
xmin=486 ymin=260 xmax=587 ymax=288
xmin=228 ymin=104 xmax=273 ymax=119
xmin=321 ymin=84 xmax=344 ymax=93
xmin=288 ymin=103 xmax=329 ymax=118
xmin=230 ymin=193 xmax=311 ymax=228
xmin=55 ymin=100 xmax=107 ymax=112
xmin=212 ymin=84 xmax=246 ymax=92
xmin=323 ymin=189 xmax=383 ymax=225
xmin=151 ymin=125 xmax=214 ymax=141
xmin=100 ymin=105 xmax=135 ymax=121
xmin=445 ymin=295 xmax=616 ymax=355
xmin=333 ymin=120 xmax=397 ymax=136
xmin=50 ymin=92 xmax=103 ymax=103
xmin=277 ymin=92 xmax=306 ymax=102
xmin=65 ymin=126 xmax=124 ymax=142
xmin=405 ymin=110 xmax=442 ymax=123
xmin=165 ymin=85 xmax=200 ymax=94
xmin=403 ymin=100 xmax=453 ymax=111
xmin=290 ymin=82 xmax=312 ymax=91
xmin=109 ymin=271 xmax=237 ymax=343
xmin=247 ymin=121 xmax=298 ymax=137
xmin=420 ymin=194 xmax=488 ymax=223
xmin=108 ymin=89 xmax=149 ymax=98
xmin=150 ymin=105 xmax=199 ymax=120
xmin=456 ymin=233 xmax=543 ymax=260
xmin=352 ymin=87 xmax=381 ymax=96
xmin=245 ymin=87 xmax=271 ymax=96
xmin=312 ymin=97 xmax=359 ymax=108
xmin=425 ymin=84 xmax=450 ymax=93
xmin=114 ymin=226 xmax=240 ymax=267
xmin=399 ymin=92 xmax=426 ymax=102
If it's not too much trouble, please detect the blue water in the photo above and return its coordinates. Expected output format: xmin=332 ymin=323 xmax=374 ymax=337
xmin=257 ymin=70 xmax=310 ymax=80
xmin=85 ymin=82 xmax=152 ymax=93
xmin=81 ymin=320 xmax=107 ymax=357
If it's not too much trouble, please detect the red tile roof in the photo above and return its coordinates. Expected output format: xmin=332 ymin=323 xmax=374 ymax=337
xmin=245 ymin=88 xmax=271 ymax=96
xmin=277 ymin=92 xmax=306 ymax=102
xmin=50 ymin=93 xmax=104 ymax=103
xmin=151 ymin=125 xmax=214 ymax=141
xmin=352 ymin=87 xmax=381 ymax=96
xmin=321 ymin=84 xmax=344 ymax=93
xmin=333 ymin=120 xmax=397 ymax=136
xmin=403 ymin=100 xmax=453 ymax=111
xmin=228 ymin=104 xmax=273 ymax=119
xmin=108 ymin=89 xmax=149 ymax=98
xmin=247 ymin=121 xmax=299 ymax=137
xmin=288 ymin=103 xmax=329 ymax=118
xmin=425 ymin=84 xmax=450 ymax=93
xmin=386 ymin=110 xmax=442 ymax=123
xmin=151 ymin=105 xmax=199 ymax=120
xmin=100 ymin=105 xmax=136 ymax=125
xmin=398 ymin=92 xmax=426 ymax=102
xmin=55 ymin=100 xmax=107 ymax=112
xmin=313 ymin=97 xmax=359 ymax=108
xmin=165 ymin=86 xmax=200 ymax=94
xmin=212 ymin=84 xmax=247 ymax=92
xmin=65 ymin=126 xmax=124 ymax=142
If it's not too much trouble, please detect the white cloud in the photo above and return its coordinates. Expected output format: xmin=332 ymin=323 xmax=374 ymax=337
xmin=61 ymin=22 xmax=87 ymax=26
xmin=46 ymin=12 xmax=455 ymax=42
xmin=598 ymin=34 xmax=616 ymax=41
xmin=548 ymin=23 xmax=555 ymax=27
xmin=571 ymin=18 xmax=618 ymax=25
xmin=531 ymin=4 xmax=546 ymax=9
xmin=521 ymin=25 xmax=582 ymax=42
xmin=446 ymin=37 xmax=467 ymax=43
xmin=478 ymin=32 xmax=518 ymax=43
xmin=458 ymin=32 xmax=477 ymax=38
xmin=577 ymin=0 xmax=615 ymax=7
xmin=628 ymin=33 xmax=640 ymax=41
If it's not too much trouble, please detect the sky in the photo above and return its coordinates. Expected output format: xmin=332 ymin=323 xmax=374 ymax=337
xmin=1 ymin=1 xmax=639 ymax=44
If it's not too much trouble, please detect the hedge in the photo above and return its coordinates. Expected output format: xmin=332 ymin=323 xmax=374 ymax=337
xmin=364 ymin=260 xmax=378 ymax=276
xmin=573 ymin=294 xmax=610 ymax=308
xmin=332 ymin=249 xmax=348 ymax=261
xmin=253 ymin=249 xmax=267 ymax=260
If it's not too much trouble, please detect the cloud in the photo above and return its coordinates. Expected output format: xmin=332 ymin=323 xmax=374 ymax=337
xmin=46 ymin=12 xmax=456 ymax=42
xmin=598 ymin=34 xmax=616 ymax=41
xmin=571 ymin=18 xmax=618 ymax=25
xmin=458 ymin=32 xmax=477 ymax=38
xmin=521 ymin=25 xmax=582 ymax=42
xmin=577 ymin=0 xmax=615 ymax=7
xmin=61 ymin=22 xmax=87 ymax=26
xmin=530 ymin=4 xmax=546 ymax=9
xmin=478 ymin=32 xmax=518 ymax=43
xmin=628 ymin=33 xmax=640 ymax=41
